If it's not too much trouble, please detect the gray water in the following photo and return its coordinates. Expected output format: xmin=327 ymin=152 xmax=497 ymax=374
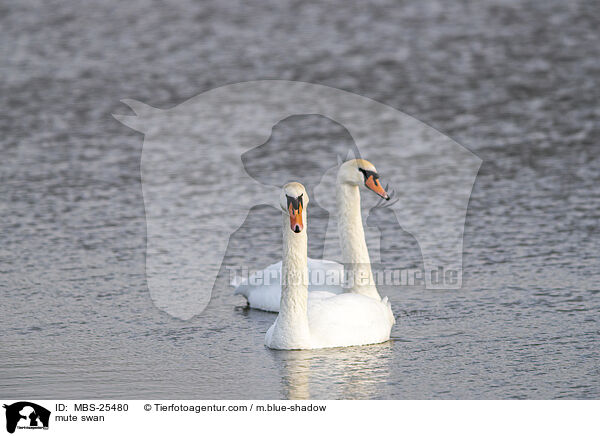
xmin=1 ymin=0 xmax=599 ymax=399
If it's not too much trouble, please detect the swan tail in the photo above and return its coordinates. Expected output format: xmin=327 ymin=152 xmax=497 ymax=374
xmin=381 ymin=296 xmax=396 ymax=325
xmin=233 ymin=283 xmax=249 ymax=298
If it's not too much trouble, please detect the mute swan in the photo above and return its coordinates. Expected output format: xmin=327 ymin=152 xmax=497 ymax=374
xmin=265 ymin=182 xmax=394 ymax=350
xmin=234 ymin=159 xmax=391 ymax=311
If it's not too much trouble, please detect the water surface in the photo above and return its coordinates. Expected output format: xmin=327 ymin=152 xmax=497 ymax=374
xmin=1 ymin=0 xmax=599 ymax=399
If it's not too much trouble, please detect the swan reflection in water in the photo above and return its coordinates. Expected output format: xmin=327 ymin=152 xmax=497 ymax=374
xmin=269 ymin=341 xmax=393 ymax=400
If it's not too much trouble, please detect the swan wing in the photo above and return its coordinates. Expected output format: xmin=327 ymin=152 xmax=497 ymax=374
xmin=307 ymin=293 xmax=395 ymax=348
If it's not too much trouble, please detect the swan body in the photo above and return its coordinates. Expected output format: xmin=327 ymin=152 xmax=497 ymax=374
xmin=266 ymin=292 xmax=395 ymax=350
xmin=235 ymin=159 xmax=390 ymax=311
xmin=265 ymin=183 xmax=394 ymax=350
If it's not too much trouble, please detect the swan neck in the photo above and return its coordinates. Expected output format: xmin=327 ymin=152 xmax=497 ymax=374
xmin=278 ymin=211 xmax=310 ymax=334
xmin=337 ymin=182 xmax=380 ymax=299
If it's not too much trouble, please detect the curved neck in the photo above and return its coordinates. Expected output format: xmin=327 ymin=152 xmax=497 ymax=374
xmin=276 ymin=211 xmax=310 ymax=344
xmin=336 ymin=181 xmax=380 ymax=299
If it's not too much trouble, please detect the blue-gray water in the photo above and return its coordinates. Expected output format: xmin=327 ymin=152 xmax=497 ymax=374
xmin=1 ymin=0 xmax=599 ymax=399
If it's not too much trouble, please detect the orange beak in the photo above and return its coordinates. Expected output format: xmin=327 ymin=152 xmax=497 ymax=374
xmin=365 ymin=175 xmax=390 ymax=200
xmin=288 ymin=203 xmax=303 ymax=233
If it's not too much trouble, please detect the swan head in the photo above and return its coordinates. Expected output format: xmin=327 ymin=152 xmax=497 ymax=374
xmin=280 ymin=182 xmax=309 ymax=234
xmin=338 ymin=159 xmax=390 ymax=200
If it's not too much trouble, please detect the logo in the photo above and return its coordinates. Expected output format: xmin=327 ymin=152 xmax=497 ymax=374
xmin=3 ymin=402 xmax=50 ymax=433
xmin=114 ymin=80 xmax=481 ymax=320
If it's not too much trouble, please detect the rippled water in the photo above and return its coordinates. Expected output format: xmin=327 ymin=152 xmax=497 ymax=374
xmin=1 ymin=0 xmax=599 ymax=399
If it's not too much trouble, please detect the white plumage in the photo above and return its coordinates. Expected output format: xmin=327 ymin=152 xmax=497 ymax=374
xmin=235 ymin=159 xmax=390 ymax=311
xmin=266 ymin=293 xmax=395 ymax=350
xmin=264 ymin=182 xmax=395 ymax=350
xmin=233 ymin=258 xmax=344 ymax=312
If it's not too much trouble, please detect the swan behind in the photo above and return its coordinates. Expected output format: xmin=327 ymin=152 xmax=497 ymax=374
xmin=265 ymin=182 xmax=394 ymax=350
xmin=235 ymin=158 xmax=391 ymax=312
xmin=233 ymin=258 xmax=344 ymax=312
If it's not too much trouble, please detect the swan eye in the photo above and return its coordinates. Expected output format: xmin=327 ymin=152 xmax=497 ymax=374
xmin=358 ymin=168 xmax=378 ymax=182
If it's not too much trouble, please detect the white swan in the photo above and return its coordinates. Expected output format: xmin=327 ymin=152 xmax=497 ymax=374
xmin=234 ymin=159 xmax=390 ymax=311
xmin=265 ymin=182 xmax=394 ymax=350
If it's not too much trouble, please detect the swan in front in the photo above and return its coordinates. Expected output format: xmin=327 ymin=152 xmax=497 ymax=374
xmin=265 ymin=182 xmax=394 ymax=350
xmin=235 ymin=158 xmax=391 ymax=312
